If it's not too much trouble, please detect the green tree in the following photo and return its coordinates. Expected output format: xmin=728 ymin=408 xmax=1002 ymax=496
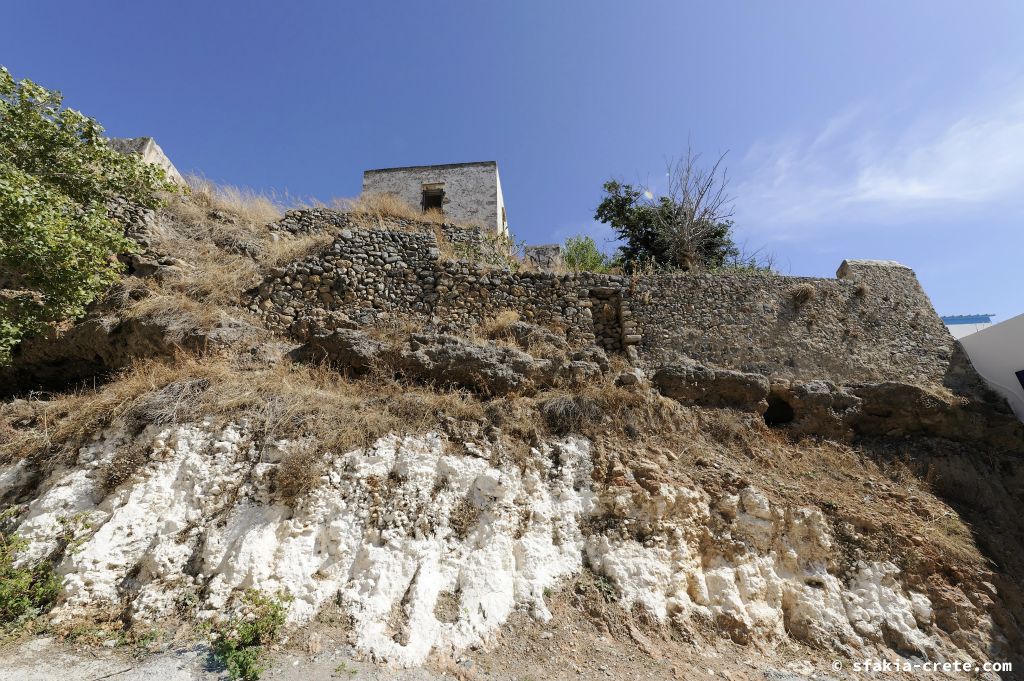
xmin=594 ymin=148 xmax=742 ymax=272
xmin=562 ymin=234 xmax=612 ymax=273
xmin=0 ymin=66 xmax=172 ymax=364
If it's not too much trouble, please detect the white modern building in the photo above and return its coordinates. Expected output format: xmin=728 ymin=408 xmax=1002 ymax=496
xmin=959 ymin=313 xmax=1024 ymax=421
xmin=362 ymin=161 xmax=509 ymax=236
xmin=941 ymin=314 xmax=994 ymax=339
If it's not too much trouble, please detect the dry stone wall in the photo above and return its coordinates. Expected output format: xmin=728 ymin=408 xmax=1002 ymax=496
xmin=251 ymin=211 xmax=960 ymax=390
xmin=629 ymin=260 xmax=956 ymax=386
xmin=270 ymin=209 xmax=512 ymax=266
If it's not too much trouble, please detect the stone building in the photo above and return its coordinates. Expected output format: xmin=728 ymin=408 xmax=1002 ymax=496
xmin=108 ymin=136 xmax=185 ymax=185
xmin=362 ymin=161 xmax=509 ymax=236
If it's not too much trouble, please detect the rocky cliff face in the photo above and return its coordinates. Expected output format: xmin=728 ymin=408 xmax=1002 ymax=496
xmin=0 ymin=196 xmax=1021 ymax=679
xmin=2 ymin=423 xmax=1013 ymax=671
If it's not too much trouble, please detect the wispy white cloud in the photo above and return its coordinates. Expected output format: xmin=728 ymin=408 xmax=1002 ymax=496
xmin=736 ymin=81 xmax=1024 ymax=230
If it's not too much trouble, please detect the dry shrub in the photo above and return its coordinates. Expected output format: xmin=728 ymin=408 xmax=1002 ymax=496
xmin=539 ymin=379 xmax=681 ymax=441
xmin=789 ymin=282 xmax=816 ymax=307
xmin=432 ymin=590 xmax=460 ymax=623
xmin=98 ymin=444 xmax=149 ymax=494
xmin=273 ymin=444 xmax=324 ymax=506
xmin=132 ymin=375 xmax=213 ymax=425
xmin=126 ymin=290 xmax=232 ymax=339
xmin=540 ymin=394 xmax=603 ymax=435
xmin=448 ymin=494 xmax=481 ymax=539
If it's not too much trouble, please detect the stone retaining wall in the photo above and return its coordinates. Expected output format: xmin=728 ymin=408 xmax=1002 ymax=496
xmin=628 ymin=260 xmax=954 ymax=385
xmin=250 ymin=211 xmax=958 ymax=389
xmin=270 ymin=209 xmax=512 ymax=266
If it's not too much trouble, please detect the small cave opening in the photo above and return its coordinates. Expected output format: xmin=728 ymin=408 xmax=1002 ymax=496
xmin=763 ymin=395 xmax=795 ymax=427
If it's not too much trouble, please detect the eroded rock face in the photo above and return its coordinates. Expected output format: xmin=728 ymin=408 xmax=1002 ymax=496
xmin=299 ymin=328 xmax=605 ymax=395
xmin=587 ymin=472 xmax=943 ymax=656
xmin=770 ymin=380 xmax=862 ymax=439
xmin=850 ymin=382 xmax=1024 ymax=451
xmin=651 ymin=359 xmax=1024 ymax=452
xmin=0 ymin=313 xmax=264 ymax=396
xmin=653 ymin=362 xmax=770 ymax=412
xmin=403 ymin=333 xmax=550 ymax=394
xmin=300 ymin=328 xmax=388 ymax=374
xmin=1 ymin=426 xmax=998 ymax=667
xmin=1 ymin=318 xmax=182 ymax=396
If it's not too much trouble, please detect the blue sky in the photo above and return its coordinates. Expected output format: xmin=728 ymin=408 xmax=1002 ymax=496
xmin=5 ymin=1 xmax=1023 ymax=320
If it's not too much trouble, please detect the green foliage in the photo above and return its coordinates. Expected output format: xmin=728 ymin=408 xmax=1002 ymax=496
xmin=211 ymin=590 xmax=289 ymax=681
xmin=0 ymin=66 xmax=174 ymax=364
xmin=594 ymin=179 xmax=740 ymax=272
xmin=0 ymin=507 xmax=60 ymax=629
xmin=593 ymin=572 xmax=617 ymax=602
xmin=562 ymin=235 xmax=613 ymax=273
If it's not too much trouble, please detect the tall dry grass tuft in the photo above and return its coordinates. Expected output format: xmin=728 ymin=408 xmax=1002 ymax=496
xmin=262 ymin=232 xmax=335 ymax=269
xmin=336 ymin=192 xmax=449 ymax=227
xmin=183 ymin=175 xmax=285 ymax=226
xmin=476 ymin=310 xmax=520 ymax=340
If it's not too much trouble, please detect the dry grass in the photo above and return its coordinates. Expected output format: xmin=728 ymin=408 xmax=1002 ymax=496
xmin=104 ymin=178 xmax=340 ymax=346
xmin=0 ymin=354 xmax=485 ymax=482
xmin=125 ymin=288 xmax=235 ymax=336
xmin=183 ymin=175 xmax=285 ymax=226
xmin=788 ymin=282 xmax=816 ymax=307
xmin=475 ymin=310 xmax=521 ymax=340
xmin=262 ymin=232 xmax=336 ymax=268
xmin=337 ymin=192 xmax=449 ymax=227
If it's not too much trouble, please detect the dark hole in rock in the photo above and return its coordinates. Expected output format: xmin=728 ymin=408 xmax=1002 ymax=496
xmin=764 ymin=395 xmax=795 ymax=427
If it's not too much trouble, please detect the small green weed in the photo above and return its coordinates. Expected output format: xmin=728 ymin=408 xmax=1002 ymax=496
xmin=333 ymin=661 xmax=358 ymax=677
xmin=594 ymin=573 xmax=617 ymax=602
xmin=211 ymin=590 xmax=289 ymax=681
xmin=0 ymin=507 xmax=60 ymax=630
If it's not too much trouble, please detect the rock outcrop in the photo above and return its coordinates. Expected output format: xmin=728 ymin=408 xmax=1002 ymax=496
xmin=299 ymin=327 xmax=605 ymax=396
xmin=652 ymin=362 xmax=770 ymax=412
xmin=651 ymin=359 xmax=1024 ymax=453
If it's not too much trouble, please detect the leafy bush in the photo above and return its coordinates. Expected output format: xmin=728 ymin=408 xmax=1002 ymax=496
xmin=0 ymin=509 xmax=60 ymax=628
xmin=562 ymin=235 xmax=613 ymax=273
xmin=211 ymin=590 xmax=289 ymax=680
xmin=594 ymin=178 xmax=740 ymax=272
xmin=0 ymin=66 xmax=173 ymax=364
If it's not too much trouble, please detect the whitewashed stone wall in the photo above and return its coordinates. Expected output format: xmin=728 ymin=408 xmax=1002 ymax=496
xmin=362 ymin=162 xmax=508 ymax=236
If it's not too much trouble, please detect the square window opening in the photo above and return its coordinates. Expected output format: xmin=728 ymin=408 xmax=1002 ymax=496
xmin=422 ymin=187 xmax=444 ymax=213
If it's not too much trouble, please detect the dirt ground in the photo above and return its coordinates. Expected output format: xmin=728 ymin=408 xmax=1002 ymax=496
xmin=0 ymin=633 xmax=843 ymax=681
xmin=2 ymin=574 xmax=949 ymax=681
